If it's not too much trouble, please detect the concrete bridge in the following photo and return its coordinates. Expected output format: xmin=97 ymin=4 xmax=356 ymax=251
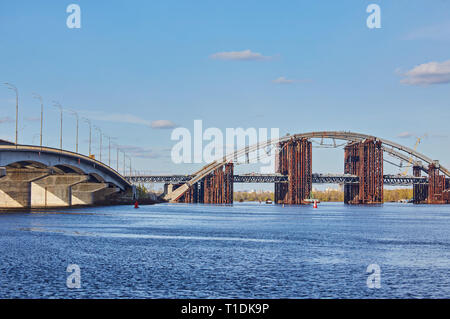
xmin=0 ymin=142 xmax=132 ymax=209
xmin=158 ymin=131 xmax=450 ymax=205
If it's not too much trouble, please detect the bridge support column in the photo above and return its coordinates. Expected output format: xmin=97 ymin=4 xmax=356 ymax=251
xmin=31 ymin=174 xmax=88 ymax=208
xmin=427 ymin=162 xmax=448 ymax=204
xmin=224 ymin=163 xmax=234 ymax=204
xmin=0 ymin=168 xmax=50 ymax=209
xmin=163 ymin=183 xmax=174 ymax=197
xmin=178 ymin=182 xmax=199 ymax=203
xmin=275 ymin=142 xmax=287 ymax=204
xmin=275 ymin=138 xmax=312 ymax=204
xmin=413 ymin=164 xmax=428 ymax=204
xmin=344 ymin=139 xmax=383 ymax=204
xmin=203 ymin=164 xmax=233 ymax=204
xmin=274 ymin=183 xmax=288 ymax=204
xmin=178 ymin=163 xmax=234 ymax=204
xmin=71 ymin=182 xmax=119 ymax=206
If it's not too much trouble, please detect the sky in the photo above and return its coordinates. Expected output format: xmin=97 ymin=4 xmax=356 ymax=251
xmin=1 ymin=0 xmax=449 ymax=190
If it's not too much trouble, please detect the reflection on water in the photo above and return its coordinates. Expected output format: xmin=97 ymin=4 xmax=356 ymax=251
xmin=0 ymin=202 xmax=450 ymax=298
xmin=20 ymin=227 xmax=281 ymax=243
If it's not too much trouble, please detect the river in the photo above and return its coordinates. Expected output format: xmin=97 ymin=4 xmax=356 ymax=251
xmin=0 ymin=202 xmax=449 ymax=298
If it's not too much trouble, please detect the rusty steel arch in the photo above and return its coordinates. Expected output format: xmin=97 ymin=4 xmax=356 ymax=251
xmin=164 ymin=131 xmax=449 ymax=201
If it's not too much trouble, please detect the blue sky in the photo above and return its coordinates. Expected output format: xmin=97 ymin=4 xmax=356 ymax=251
xmin=1 ymin=0 xmax=449 ymax=187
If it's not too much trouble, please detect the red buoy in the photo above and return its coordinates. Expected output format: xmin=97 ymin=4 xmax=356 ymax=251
xmin=134 ymin=201 xmax=139 ymax=209
xmin=313 ymin=200 xmax=318 ymax=209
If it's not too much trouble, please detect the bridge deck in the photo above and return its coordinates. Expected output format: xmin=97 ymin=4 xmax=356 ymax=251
xmin=126 ymin=174 xmax=428 ymax=186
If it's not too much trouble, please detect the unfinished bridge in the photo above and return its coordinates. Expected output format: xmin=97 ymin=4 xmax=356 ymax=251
xmin=130 ymin=131 xmax=450 ymax=205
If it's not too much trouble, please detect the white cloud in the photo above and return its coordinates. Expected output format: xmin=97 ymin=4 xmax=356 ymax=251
xmin=151 ymin=120 xmax=177 ymax=129
xmin=117 ymin=145 xmax=161 ymax=159
xmin=272 ymin=76 xmax=295 ymax=84
xmin=80 ymin=111 xmax=153 ymax=126
xmin=272 ymin=76 xmax=311 ymax=85
xmin=397 ymin=132 xmax=414 ymax=138
xmin=400 ymin=60 xmax=450 ymax=85
xmin=210 ymin=49 xmax=271 ymax=61
xmin=80 ymin=111 xmax=178 ymax=131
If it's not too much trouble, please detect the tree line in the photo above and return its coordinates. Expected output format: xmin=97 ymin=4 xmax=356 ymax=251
xmin=234 ymin=189 xmax=413 ymax=203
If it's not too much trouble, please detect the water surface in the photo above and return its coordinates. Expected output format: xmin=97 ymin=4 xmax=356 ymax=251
xmin=0 ymin=202 xmax=449 ymax=298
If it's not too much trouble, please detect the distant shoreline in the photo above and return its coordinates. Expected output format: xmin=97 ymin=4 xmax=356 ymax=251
xmin=234 ymin=189 xmax=413 ymax=203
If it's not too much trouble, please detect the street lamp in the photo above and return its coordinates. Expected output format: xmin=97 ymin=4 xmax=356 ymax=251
xmin=4 ymin=83 xmax=18 ymax=147
xmin=105 ymin=134 xmax=115 ymax=167
xmin=52 ymin=101 xmax=63 ymax=150
xmin=123 ymin=150 xmax=126 ymax=175
xmin=125 ymin=155 xmax=130 ymax=176
xmin=82 ymin=118 xmax=92 ymax=157
xmin=116 ymin=147 xmax=120 ymax=172
xmin=107 ymin=135 xmax=111 ymax=166
xmin=94 ymin=126 xmax=102 ymax=162
xmin=69 ymin=109 xmax=79 ymax=153
xmin=128 ymin=156 xmax=132 ymax=177
xmin=32 ymin=93 xmax=44 ymax=149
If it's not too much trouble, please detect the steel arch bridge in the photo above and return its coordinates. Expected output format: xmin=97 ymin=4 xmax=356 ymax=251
xmin=164 ymin=131 xmax=450 ymax=202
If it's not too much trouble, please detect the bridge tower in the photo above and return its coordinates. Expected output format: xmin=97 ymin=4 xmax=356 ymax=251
xmin=344 ymin=139 xmax=383 ymax=204
xmin=275 ymin=138 xmax=312 ymax=204
xmin=412 ymin=163 xmax=428 ymax=204
xmin=427 ymin=162 xmax=449 ymax=204
xmin=224 ymin=163 xmax=234 ymax=203
xmin=176 ymin=163 xmax=234 ymax=204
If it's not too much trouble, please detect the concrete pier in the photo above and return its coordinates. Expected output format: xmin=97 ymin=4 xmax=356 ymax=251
xmin=31 ymin=174 xmax=88 ymax=208
xmin=0 ymin=168 xmax=49 ymax=208
xmin=71 ymin=182 xmax=119 ymax=206
xmin=0 ymin=167 xmax=124 ymax=209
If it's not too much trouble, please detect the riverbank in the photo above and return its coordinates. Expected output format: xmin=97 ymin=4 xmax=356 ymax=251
xmin=234 ymin=189 xmax=413 ymax=203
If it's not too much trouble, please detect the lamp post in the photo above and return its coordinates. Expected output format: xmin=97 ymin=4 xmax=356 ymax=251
xmin=105 ymin=135 xmax=115 ymax=167
xmin=82 ymin=118 xmax=92 ymax=157
xmin=123 ymin=151 xmax=126 ymax=175
xmin=32 ymin=93 xmax=44 ymax=149
xmin=69 ymin=110 xmax=79 ymax=153
xmin=53 ymin=101 xmax=63 ymax=150
xmin=94 ymin=126 xmax=102 ymax=162
xmin=108 ymin=135 xmax=111 ymax=166
xmin=125 ymin=155 xmax=130 ymax=176
xmin=128 ymin=156 xmax=132 ymax=177
xmin=4 ymin=83 xmax=18 ymax=147
xmin=116 ymin=147 xmax=120 ymax=172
